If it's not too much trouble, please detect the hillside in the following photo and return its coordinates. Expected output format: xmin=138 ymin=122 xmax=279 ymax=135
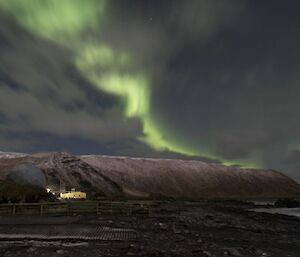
xmin=81 ymin=155 xmax=300 ymax=199
xmin=0 ymin=151 xmax=27 ymax=159
xmin=0 ymin=152 xmax=123 ymax=198
xmin=0 ymin=152 xmax=299 ymax=199
xmin=0 ymin=180 xmax=54 ymax=203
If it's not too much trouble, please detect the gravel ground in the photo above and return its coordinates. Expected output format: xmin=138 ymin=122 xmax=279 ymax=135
xmin=0 ymin=201 xmax=299 ymax=257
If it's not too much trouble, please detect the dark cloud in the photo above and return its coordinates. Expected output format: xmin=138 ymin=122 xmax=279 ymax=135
xmin=282 ymin=151 xmax=300 ymax=165
xmin=167 ymin=0 xmax=246 ymax=40
xmin=144 ymin=1 xmax=300 ymax=171
xmin=214 ymin=129 xmax=271 ymax=160
xmin=106 ymin=139 xmax=222 ymax=164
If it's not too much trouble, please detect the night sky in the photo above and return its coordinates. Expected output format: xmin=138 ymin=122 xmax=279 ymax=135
xmin=0 ymin=0 xmax=300 ymax=181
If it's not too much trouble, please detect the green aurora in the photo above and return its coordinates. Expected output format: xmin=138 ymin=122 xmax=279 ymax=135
xmin=0 ymin=0 xmax=259 ymax=168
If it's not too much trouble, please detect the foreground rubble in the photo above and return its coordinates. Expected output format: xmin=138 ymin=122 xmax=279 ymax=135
xmin=0 ymin=201 xmax=299 ymax=257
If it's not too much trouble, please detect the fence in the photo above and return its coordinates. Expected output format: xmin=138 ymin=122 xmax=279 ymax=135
xmin=0 ymin=201 xmax=160 ymax=216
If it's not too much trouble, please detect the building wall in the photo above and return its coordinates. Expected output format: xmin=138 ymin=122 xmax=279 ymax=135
xmin=60 ymin=191 xmax=86 ymax=199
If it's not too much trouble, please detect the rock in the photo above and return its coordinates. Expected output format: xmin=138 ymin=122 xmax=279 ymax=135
xmin=159 ymin=235 xmax=168 ymax=240
xmin=4 ymin=251 xmax=11 ymax=257
xmin=62 ymin=242 xmax=89 ymax=247
xmin=203 ymin=250 xmax=215 ymax=257
xmin=158 ymin=222 xmax=168 ymax=229
xmin=224 ymin=248 xmax=243 ymax=257
xmin=138 ymin=251 xmax=148 ymax=256
xmin=175 ymin=236 xmax=185 ymax=242
xmin=274 ymin=198 xmax=300 ymax=208
xmin=27 ymin=247 xmax=36 ymax=252
xmin=192 ymin=248 xmax=202 ymax=253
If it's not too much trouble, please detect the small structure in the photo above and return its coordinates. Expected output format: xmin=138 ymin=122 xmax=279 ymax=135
xmin=59 ymin=188 xmax=86 ymax=200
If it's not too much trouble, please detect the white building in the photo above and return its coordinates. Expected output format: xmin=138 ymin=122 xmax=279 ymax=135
xmin=59 ymin=188 xmax=86 ymax=200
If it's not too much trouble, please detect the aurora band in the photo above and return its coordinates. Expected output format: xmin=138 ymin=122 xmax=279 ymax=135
xmin=0 ymin=0 xmax=259 ymax=168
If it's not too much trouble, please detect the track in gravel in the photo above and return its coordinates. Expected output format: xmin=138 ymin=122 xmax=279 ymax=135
xmin=0 ymin=226 xmax=137 ymax=241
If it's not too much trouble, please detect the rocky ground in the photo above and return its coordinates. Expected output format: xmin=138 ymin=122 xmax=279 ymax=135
xmin=0 ymin=201 xmax=299 ymax=257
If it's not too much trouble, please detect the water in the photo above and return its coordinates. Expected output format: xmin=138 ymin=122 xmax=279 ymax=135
xmin=252 ymin=207 xmax=300 ymax=218
xmin=248 ymin=200 xmax=276 ymax=206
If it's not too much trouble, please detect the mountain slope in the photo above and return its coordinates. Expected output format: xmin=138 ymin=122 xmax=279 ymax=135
xmin=0 ymin=152 xmax=300 ymax=199
xmin=0 ymin=151 xmax=27 ymax=159
xmin=81 ymin=155 xmax=300 ymax=199
xmin=0 ymin=152 xmax=123 ymax=197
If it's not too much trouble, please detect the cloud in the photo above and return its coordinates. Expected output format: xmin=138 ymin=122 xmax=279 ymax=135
xmin=1 ymin=0 xmax=300 ymax=182
xmin=213 ymin=129 xmax=270 ymax=160
xmin=0 ymin=16 xmax=142 ymax=149
xmin=168 ymin=0 xmax=246 ymax=40
xmin=0 ymin=134 xmax=31 ymax=152
xmin=107 ymin=139 xmax=222 ymax=164
xmin=0 ymin=84 xmax=141 ymax=143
